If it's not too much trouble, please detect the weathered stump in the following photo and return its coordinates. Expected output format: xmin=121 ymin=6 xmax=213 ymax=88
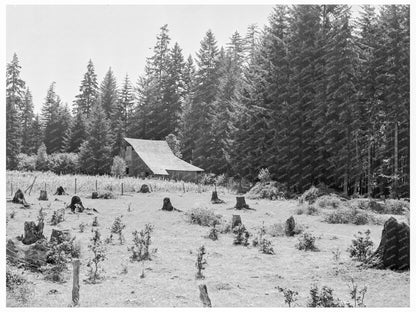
xmin=235 ymin=196 xmax=249 ymax=209
xmin=12 ymin=189 xmax=29 ymax=206
xmin=91 ymin=192 xmax=99 ymax=199
xmin=50 ymin=229 xmax=72 ymax=244
xmin=38 ymin=190 xmax=48 ymax=201
xmin=72 ymin=259 xmax=80 ymax=306
xmin=162 ymin=197 xmax=174 ymax=211
xmin=54 ymin=186 xmax=67 ymax=195
xmin=199 ymin=284 xmax=212 ymax=307
xmin=139 ymin=184 xmax=150 ymax=193
xmin=69 ymin=196 xmax=85 ymax=213
xmin=7 ymin=238 xmax=49 ymax=270
xmin=285 ymin=216 xmax=296 ymax=236
xmin=364 ymin=217 xmax=410 ymax=270
xmin=22 ymin=220 xmax=45 ymax=245
xmin=211 ymin=191 xmax=224 ymax=204
xmin=231 ymin=215 xmax=242 ymax=229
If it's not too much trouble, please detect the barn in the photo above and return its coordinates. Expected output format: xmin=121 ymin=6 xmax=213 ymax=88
xmin=122 ymin=138 xmax=204 ymax=182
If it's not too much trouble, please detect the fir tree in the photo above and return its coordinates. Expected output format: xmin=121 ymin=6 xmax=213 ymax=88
xmin=100 ymin=67 xmax=118 ymax=118
xmin=20 ymin=88 xmax=35 ymax=153
xmin=73 ymin=59 xmax=99 ymax=117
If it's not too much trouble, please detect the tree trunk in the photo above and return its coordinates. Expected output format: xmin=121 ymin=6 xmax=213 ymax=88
xmin=92 ymin=191 xmax=99 ymax=199
xmin=235 ymin=196 xmax=249 ymax=210
xmin=211 ymin=191 xmax=224 ymax=204
xmin=231 ymin=215 xmax=242 ymax=229
xmin=393 ymin=121 xmax=399 ymax=199
xmin=162 ymin=197 xmax=174 ymax=211
xmin=285 ymin=216 xmax=296 ymax=237
xmin=38 ymin=190 xmax=48 ymax=201
xmin=22 ymin=220 xmax=45 ymax=245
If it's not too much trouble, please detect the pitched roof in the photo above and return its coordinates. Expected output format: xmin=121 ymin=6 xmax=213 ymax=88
xmin=124 ymin=138 xmax=204 ymax=175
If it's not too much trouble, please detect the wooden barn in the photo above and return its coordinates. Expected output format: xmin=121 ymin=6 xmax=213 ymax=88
xmin=122 ymin=138 xmax=204 ymax=182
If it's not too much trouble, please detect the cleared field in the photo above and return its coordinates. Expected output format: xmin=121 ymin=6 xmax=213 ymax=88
xmin=6 ymin=174 xmax=409 ymax=307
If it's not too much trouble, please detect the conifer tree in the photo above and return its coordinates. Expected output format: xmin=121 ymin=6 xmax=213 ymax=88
xmin=20 ymin=88 xmax=35 ymax=153
xmin=73 ymin=59 xmax=99 ymax=117
xmin=100 ymin=67 xmax=118 ymax=118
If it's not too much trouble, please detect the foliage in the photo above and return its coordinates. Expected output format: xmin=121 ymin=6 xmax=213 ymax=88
xmin=110 ymin=156 xmax=127 ymax=177
xmin=347 ymin=230 xmax=374 ymax=262
xmin=6 ymin=263 xmax=32 ymax=305
xmin=165 ymin=133 xmax=182 ymax=158
xmin=43 ymin=237 xmax=78 ymax=282
xmin=258 ymin=168 xmax=271 ymax=183
xmin=307 ymin=285 xmax=346 ymax=307
xmin=324 ymin=207 xmax=379 ymax=225
xmin=233 ymin=224 xmax=251 ymax=246
xmin=316 ymin=195 xmax=343 ymax=209
xmin=48 ymin=153 xmax=79 ymax=174
xmin=49 ymin=209 xmax=65 ymax=226
xmin=87 ymin=230 xmax=107 ymax=283
xmin=128 ymin=224 xmax=155 ymax=262
xmin=195 ymin=245 xmax=207 ymax=279
xmin=207 ymin=226 xmax=219 ymax=241
xmin=16 ymin=153 xmax=36 ymax=171
xmin=299 ymin=186 xmax=324 ymax=205
xmin=36 ymin=143 xmax=49 ymax=171
xmin=277 ymin=286 xmax=298 ymax=307
xmin=252 ymin=223 xmax=274 ymax=254
xmin=110 ymin=216 xmax=126 ymax=244
xmin=296 ymin=232 xmax=318 ymax=251
xmin=186 ymin=207 xmax=222 ymax=227
xmin=246 ymin=181 xmax=288 ymax=200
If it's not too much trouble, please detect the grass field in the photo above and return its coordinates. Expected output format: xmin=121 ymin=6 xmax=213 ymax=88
xmin=6 ymin=172 xmax=410 ymax=307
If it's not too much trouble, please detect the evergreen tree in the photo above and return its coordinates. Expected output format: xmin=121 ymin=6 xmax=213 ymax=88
xmin=21 ymin=88 xmax=35 ymax=153
xmin=27 ymin=114 xmax=44 ymax=155
xmin=63 ymin=112 xmax=87 ymax=153
xmin=73 ymin=59 xmax=99 ymax=117
xmin=78 ymin=103 xmax=113 ymax=175
xmin=100 ymin=67 xmax=118 ymax=118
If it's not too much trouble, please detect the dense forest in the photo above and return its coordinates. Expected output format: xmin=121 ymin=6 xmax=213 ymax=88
xmin=6 ymin=5 xmax=409 ymax=197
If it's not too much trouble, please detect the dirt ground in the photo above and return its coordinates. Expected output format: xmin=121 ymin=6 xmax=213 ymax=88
xmin=6 ymin=190 xmax=410 ymax=307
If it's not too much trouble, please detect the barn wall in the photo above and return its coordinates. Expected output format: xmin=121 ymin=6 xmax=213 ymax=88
xmin=125 ymin=148 xmax=152 ymax=178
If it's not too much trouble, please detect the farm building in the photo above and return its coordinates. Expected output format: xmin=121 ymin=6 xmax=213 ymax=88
xmin=122 ymin=138 xmax=204 ymax=182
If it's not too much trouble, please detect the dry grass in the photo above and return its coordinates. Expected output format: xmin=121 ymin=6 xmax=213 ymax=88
xmin=6 ymin=172 xmax=410 ymax=307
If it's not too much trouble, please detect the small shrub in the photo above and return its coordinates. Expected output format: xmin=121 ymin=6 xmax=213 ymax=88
xmin=36 ymin=143 xmax=50 ymax=171
xmin=233 ymin=224 xmax=251 ymax=246
xmin=316 ymin=194 xmax=342 ymax=209
xmin=306 ymin=205 xmax=319 ymax=216
xmin=86 ymin=230 xmax=107 ymax=283
xmin=199 ymin=173 xmax=216 ymax=185
xmin=295 ymin=207 xmax=304 ymax=215
xmin=307 ymin=285 xmax=346 ymax=307
xmin=128 ymin=224 xmax=155 ymax=262
xmin=186 ymin=207 xmax=222 ymax=227
xmin=17 ymin=153 xmax=37 ymax=171
xmin=99 ymin=192 xmax=115 ymax=199
xmin=347 ymin=230 xmax=373 ymax=262
xmin=247 ymin=181 xmax=288 ymax=200
xmin=50 ymin=209 xmax=65 ymax=226
xmin=207 ymin=226 xmax=219 ymax=241
xmin=258 ymin=168 xmax=271 ymax=183
xmin=267 ymin=222 xmax=285 ymax=237
xmin=332 ymin=248 xmax=342 ymax=262
xmin=10 ymin=210 xmax=16 ymax=219
xmin=384 ymin=199 xmax=409 ymax=215
xmin=79 ymin=222 xmax=86 ymax=233
xmin=111 ymin=216 xmax=126 ymax=244
xmin=348 ymin=278 xmax=367 ymax=307
xmin=277 ymin=286 xmax=298 ymax=307
xmin=195 ymin=245 xmax=207 ymax=279
xmin=299 ymin=186 xmax=322 ymax=205
xmin=110 ymin=156 xmax=127 ymax=177
xmin=6 ymin=264 xmax=32 ymax=305
xmin=296 ymin=232 xmax=318 ymax=251
xmin=43 ymin=237 xmax=77 ymax=282
xmin=252 ymin=223 xmax=274 ymax=254
xmin=217 ymin=220 xmax=231 ymax=233
xmin=48 ymin=153 xmax=79 ymax=174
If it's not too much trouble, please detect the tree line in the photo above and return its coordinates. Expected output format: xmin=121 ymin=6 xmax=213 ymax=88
xmin=6 ymin=5 xmax=409 ymax=197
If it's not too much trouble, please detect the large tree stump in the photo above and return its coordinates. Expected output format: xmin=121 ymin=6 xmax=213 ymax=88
xmin=285 ymin=216 xmax=296 ymax=237
xmin=50 ymin=229 xmax=72 ymax=244
xmin=12 ymin=189 xmax=29 ymax=206
xmin=54 ymin=186 xmax=67 ymax=195
xmin=364 ymin=217 xmax=410 ymax=270
xmin=139 ymin=184 xmax=150 ymax=193
xmin=231 ymin=215 xmax=242 ymax=229
xmin=69 ymin=196 xmax=85 ymax=213
xmin=211 ymin=191 xmax=224 ymax=204
xmin=21 ymin=220 xmax=45 ymax=245
xmin=235 ymin=196 xmax=249 ymax=209
xmin=38 ymin=190 xmax=48 ymax=201
xmin=162 ymin=197 xmax=174 ymax=211
xmin=7 ymin=238 xmax=49 ymax=270
xmin=91 ymin=192 xmax=99 ymax=199
xmin=199 ymin=284 xmax=212 ymax=307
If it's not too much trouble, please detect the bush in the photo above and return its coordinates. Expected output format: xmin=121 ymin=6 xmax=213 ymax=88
xmin=6 ymin=264 xmax=32 ymax=305
xmin=246 ymin=181 xmax=288 ymax=200
xmin=207 ymin=226 xmax=219 ymax=241
xmin=384 ymin=199 xmax=409 ymax=215
xmin=295 ymin=207 xmax=304 ymax=215
xmin=233 ymin=224 xmax=251 ymax=246
xmin=87 ymin=230 xmax=107 ymax=283
xmin=258 ymin=168 xmax=271 ymax=183
xmin=128 ymin=224 xmax=155 ymax=262
xmin=347 ymin=230 xmax=374 ymax=262
xmin=307 ymin=285 xmax=346 ymax=307
xmin=306 ymin=205 xmax=319 ymax=216
xmin=48 ymin=153 xmax=79 ymax=174
xmin=36 ymin=143 xmax=49 ymax=171
xmin=316 ymin=194 xmax=342 ymax=209
xmin=277 ymin=286 xmax=298 ymax=307
xmin=267 ymin=223 xmax=286 ymax=237
xmin=299 ymin=186 xmax=321 ymax=204
xmin=195 ymin=245 xmax=207 ymax=279
xmin=111 ymin=216 xmax=126 ymax=244
xmin=43 ymin=237 xmax=78 ymax=282
xmin=111 ymin=156 xmax=127 ymax=177
xmin=199 ymin=173 xmax=216 ymax=185
xmin=16 ymin=153 xmax=37 ymax=171
xmin=324 ymin=207 xmax=377 ymax=225
xmin=296 ymin=232 xmax=318 ymax=251
xmin=186 ymin=207 xmax=222 ymax=227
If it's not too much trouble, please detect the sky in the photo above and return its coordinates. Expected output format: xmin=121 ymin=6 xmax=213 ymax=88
xmin=6 ymin=5 xmax=275 ymax=113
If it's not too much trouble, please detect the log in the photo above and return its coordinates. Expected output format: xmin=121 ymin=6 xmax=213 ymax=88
xmin=364 ymin=217 xmax=410 ymax=270
xmin=199 ymin=284 xmax=212 ymax=307
xmin=72 ymin=259 xmax=80 ymax=306
xmin=38 ymin=190 xmax=48 ymax=201
xmin=285 ymin=216 xmax=296 ymax=236
xmin=139 ymin=184 xmax=150 ymax=193
xmin=22 ymin=220 xmax=45 ymax=245
xmin=162 ymin=197 xmax=174 ymax=211
xmin=235 ymin=196 xmax=249 ymax=209
xmin=54 ymin=186 xmax=67 ymax=195
xmin=211 ymin=191 xmax=224 ymax=204
xmin=231 ymin=215 xmax=242 ymax=229
xmin=92 ymin=192 xmax=99 ymax=199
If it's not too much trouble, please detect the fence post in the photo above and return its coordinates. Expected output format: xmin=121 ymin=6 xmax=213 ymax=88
xmin=44 ymin=182 xmax=47 ymax=192
xmin=95 ymin=180 xmax=97 ymax=192
xmin=11 ymin=182 xmax=13 ymax=197
xmin=121 ymin=183 xmax=124 ymax=196
xmin=72 ymin=259 xmax=80 ymax=306
xmin=75 ymin=178 xmax=77 ymax=194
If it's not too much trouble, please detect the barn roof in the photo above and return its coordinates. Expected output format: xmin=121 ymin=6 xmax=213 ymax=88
xmin=124 ymin=138 xmax=204 ymax=175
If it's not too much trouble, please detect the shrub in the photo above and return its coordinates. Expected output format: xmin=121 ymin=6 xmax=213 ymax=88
xmin=306 ymin=205 xmax=319 ymax=216
xmin=307 ymin=285 xmax=346 ymax=307
xmin=49 ymin=209 xmax=65 ymax=226
xmin=299 ymin=186 xmax=322 ymax=204
xmin=6 ymin=264 xmax=32 ymax=305
xmin=267 ymin=223 xmax=285 ymax=237
xmin=195 ymin=245 xmax=207 ymax=279
xmin=111 ymin=216 xmax=126 ymax=244
xmin=165 ymin=133 xmax=182 ymax=158
xmin=252 ymin=224 xmax=274 ymax=254
xmin=295 ymin=207 xmax=304 ymax=215
xmin=296 ymin=232 xmax=318 ymax=251
xmin=43 ymin=237 xmax=78 ymax=282
xmin=48 ymin=153 xmax=79 ymax=174
xmin=348 ymin=278 xmax=367 ymax=307
xmin=110 ymin=156 xmax=127 ymax=177
xmin=186 ymin=207 xmax=222 ymax=227
xmin=277 ymin=286 xmax=298 ymax=307
xmin=128 ymin=224 xmax=155 ymax=262
xmin=324 ymin=207 xmax=376 ymax=225
xmin=214 ymin=174 xmax=227 ymax=186
xmin=347 ymin=230 xmax=374 ymax=262
xmin=233 ymin=224 xmax=251 ymax=246
xmin=36 ymin=143 xmax=49 ymax=171
xmin=316 ymin=194 xmax=342 ymax=209
xmin=16 ymin=153 xmax=37 ymax=171
xmin=217 ymin=220 xmax=231 ymax=233
xmin=199 ymin=173 xmax=216 ymax=185
xmin=384 ymin=199 xmax=409 ymax=215
xmin=207 ymin=226 xmax=219 ymax=241
xmin=87 ymin=230 xmax=107 ymax=283
xmin=258 ymin=168 xmax=271 ymax=183
xmin=246 ymin=181 xmax=288 ymax=200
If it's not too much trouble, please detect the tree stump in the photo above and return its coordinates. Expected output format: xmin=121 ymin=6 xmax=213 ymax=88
xmin=92 ymin=216 xmax=99 ymax=227
xmin=162 ymin=197 xmax=174 ymax=211
xmin=54 ymin=186 xmax=67 ymax=195
xmin=199 ymin=284 xmax=212 ymax=307
xmin=72 ymin=259 xmax=80 ymax=306
xmin=12 ymin=189 xmax=29 ymax=206
xmin=92 ymin=192 xmax=99 ymax=199
xmin=50 ymin=229 xmax=72 ymax=244
xmin=231 ymin=215 xmax=242 ymax=229
xmin=285 ymin=216 xmax=296 ymax=236
xmin=139 ymin=184 xmax=150 ymax=193
xmin=235 ymin=196 xmax=249 ymax=209
xmin=22 ymin=220 xmax=45 ymax=245
xmin=38 ymin=190 xmax=48 ymax=201
xmin=69 ymin=196 xmax=85 ymax=213
xmin=364 ymin=217 xmax=410 ymax=270
xmin=7 ymin=238 xmax=49 ymax=270
xmin=211 ymin=191 xmax=224 ymax=204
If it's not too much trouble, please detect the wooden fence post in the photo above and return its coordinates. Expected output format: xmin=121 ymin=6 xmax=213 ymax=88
xmin=75 ymin=178 xmax=77 ymax=194
xmin=121 ymin=183 xmax=124 ymax=195
xmin=72 ymin=259 xmax=80 ymax=306
xmin=95 ymin=180 xmax=97 ymax=192
xmin=199 ymin=284 xmax=212 ymax=307
xmin=11 ymin=182 xmax=13 ymax=197
xmin=44 ymin=182 xmax=47 ymax=192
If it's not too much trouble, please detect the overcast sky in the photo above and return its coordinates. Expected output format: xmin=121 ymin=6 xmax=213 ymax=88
xmin=7 ymin=5 xmax=276 ymax=113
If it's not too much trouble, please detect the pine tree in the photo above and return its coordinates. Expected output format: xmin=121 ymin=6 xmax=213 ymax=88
xmin=20 ymin=88 xmax=35 ymax=153
xmin=73 ymin=59 xmax=99 ymax=117
xmin=63 ymin=112 xmax=87 ymax=153
xmin=100 ymin=67 xmax=118 ymax=118
xmin=27 ymin=114 xmax=44 ymax=155
xmin=78 ymin=103 xmax=113 ymax=175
